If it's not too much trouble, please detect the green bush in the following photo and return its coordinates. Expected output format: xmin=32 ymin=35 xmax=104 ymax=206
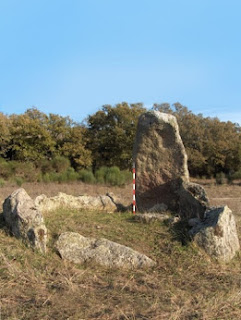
xmin=0 ymin=178 xmax=5 ymax=187
xmin=57 ymin=168 xmax=79 ymax=183
xmin=215 ymin=172 xmax=227 ymax=185
xmin=231 ymin=170 xmax=241 ymax=180
xmin=95 ymin=166 xmax=132 ymax=186
xmin=52 ymin=156 xmax=71 ymax=173
xmin=15 ymin=177 xmax=24 ymax=187
xmin=0 ymin=158 xmax=13 ymax=179
xmin=95 ymin=166 xmax=108 ymax=184
xmin=105 ymin=166 xmax=125 ymax=186
xmin=11 ymin=161 xmax=40 ymax=182
xmin=66 ymin=167 xmax=79 ymax=181
xmin=121 ymin=169 xmax=132 ymax=184
xmin=37 ymin=159 xmax=53 ymax=174
xmin=79 ymin=169 xmax=96 ymax=184
xmin=42 ymin=173 xmax=51 ymax=183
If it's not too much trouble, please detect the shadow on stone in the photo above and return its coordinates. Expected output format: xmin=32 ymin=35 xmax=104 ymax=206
xmin=168 ymin=218 xmax=192 ymax=246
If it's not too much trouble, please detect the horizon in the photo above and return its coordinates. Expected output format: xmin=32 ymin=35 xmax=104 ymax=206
xmin=1 ymin=0 xmax=241 ymax=125
xmin=1 ymin=102 xmax=240 ymax=126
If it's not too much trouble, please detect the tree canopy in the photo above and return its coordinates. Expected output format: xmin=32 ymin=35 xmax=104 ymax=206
xmin=0 ymin=103 xmax=240 ymax=179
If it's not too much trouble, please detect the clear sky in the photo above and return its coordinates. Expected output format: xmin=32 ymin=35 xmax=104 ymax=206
xmin=0 ymin=0 xmax=241 ymax=124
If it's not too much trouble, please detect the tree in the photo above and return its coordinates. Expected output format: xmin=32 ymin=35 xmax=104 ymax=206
xmin=152 ymin=102 xmax=241 ymax=176
xmin=86 ymin=102 xmax=146 ymax=170
xmin=8 ymin=110 xmax=55 ymax=161
xmin=61 ymin=126 xmax=92 ymax=170
xmin=0 ymin=112 xmax=11 ymax=158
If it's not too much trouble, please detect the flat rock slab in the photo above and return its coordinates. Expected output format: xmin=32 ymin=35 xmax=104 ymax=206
xmin=189 ymin=206 xmax=240 ymax=262
xmin=56 ymin=232 xmax=156 ymax=269
xmin=3 ymin=188 xmax=47 ymax=253
xmin=35 ymin=192 xmax=117 ymax=213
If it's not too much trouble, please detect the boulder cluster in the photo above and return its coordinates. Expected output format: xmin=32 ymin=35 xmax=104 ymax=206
xmin=1 ymin=110 xmax=240 ymax=265
xmin=2 ymin=188 xmax=156 ymax=269
xmin=133 ymin=110 xmax=240 ymax=262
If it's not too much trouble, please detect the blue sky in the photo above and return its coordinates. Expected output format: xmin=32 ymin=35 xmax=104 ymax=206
xmin=0 ymin=0 xmax=241 ymax=124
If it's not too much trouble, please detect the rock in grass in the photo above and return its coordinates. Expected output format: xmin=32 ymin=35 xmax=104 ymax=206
xmin=3 ymin=188 xmax=47 ymax=253
xmin=56 ymin=232 xmax=156 ymax=269
xmin=189 ymin=206 xmax=240 ymax=262
xmin=35 ymin=192 xmax=117 ymax=213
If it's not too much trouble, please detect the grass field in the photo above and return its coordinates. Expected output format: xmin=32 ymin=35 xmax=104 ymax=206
xmin=0 ymin=181 xmax=241 ymax=319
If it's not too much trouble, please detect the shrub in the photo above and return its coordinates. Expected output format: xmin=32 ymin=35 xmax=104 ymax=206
xmin=231 ymin=170 xmax=241 ymax=180
xmin=42 ymin=173 xmax=51 ymax=183
xmin=0 ymin=158 xmax=13 ymax=179
xmin=57 ymin=168 xmax=79 ymax=183
xmin=0 ymin=178 xmax=5 ymax=187
xmin=121 ymin=170 xmax=132 ymax=184
xmin=105 ymin=166 xmax=125 ymax=186
xmin=215 ymin=172 xmax=227 ymax=185
xmin=95 ymin=166 xmax=109 ymax=184
xmin=11 ymin=161 xmax=40 ymax=182
xmin=41 ymin=167 xmax=79 ymax=183
xmin=79 ymin=169 xmax=96 ymax=184
xmin=65 ymin=167 xmax=79 ymax=181
xmin=37 ymin=159 xmax=53 ymax=174
xmin=52 ymin=156 xmax=71 ymax=173
xmin=15 ymin=177 xmax=24 ymax=187
xmin=95 ymin=166 xmax=132 ymax=186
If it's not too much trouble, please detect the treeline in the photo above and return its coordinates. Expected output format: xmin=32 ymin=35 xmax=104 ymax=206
xmin=0 ymin=102 xmax=240 ymax=184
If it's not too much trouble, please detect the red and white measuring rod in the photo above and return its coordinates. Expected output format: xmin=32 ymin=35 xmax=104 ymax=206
xmin=133 ymin=162 xmax=136 ymax=214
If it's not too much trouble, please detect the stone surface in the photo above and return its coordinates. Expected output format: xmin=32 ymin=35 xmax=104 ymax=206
xmin=133 ymin=111 xmax=189 ymax=213
xmin=134 ymin=213 xmax=170 ymax=224
xmin=176 ymin=180 xmax=209 ymax=219
xmin=148 ymin=203 xmax=168 ymax=213
xmin=35 ymin=192 xmax=117 ymax=213
xmin=133 ymin=111 xmax=209 ymax=218
xmin=56 ymin=232 xmax=156 ymax=269
xmin=3 ymin=188 xmax=47 ymax=253
xmin=106 ymin=192 xmax=130 ymax=212
xmin=189 ymin=206 xmax=240 ymax=262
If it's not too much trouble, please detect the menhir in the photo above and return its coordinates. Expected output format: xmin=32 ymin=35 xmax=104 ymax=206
xmin=133 ymin=110 xmax=209 ymax=219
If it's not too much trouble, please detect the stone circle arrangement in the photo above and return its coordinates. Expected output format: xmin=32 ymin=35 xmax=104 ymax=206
xmin=1 ymin=111 xmax=240 ymax=266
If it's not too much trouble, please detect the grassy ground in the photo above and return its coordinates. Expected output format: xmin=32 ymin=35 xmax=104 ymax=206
xmin=0 ymin=181 xmax=241 ymax=319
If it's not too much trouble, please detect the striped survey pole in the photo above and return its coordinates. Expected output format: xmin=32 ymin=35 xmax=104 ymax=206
xmin=133 ymin=161 xmax=136 ymax=214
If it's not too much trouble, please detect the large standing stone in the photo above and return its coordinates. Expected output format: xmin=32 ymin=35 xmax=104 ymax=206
xmin=56 ymin=232 xmax=156 ymax=269
xmin=133 ymin=111 xmax=208 ymax=218
xmin=3 ymin=188 xmax=47 ymax=253
xmin=189 ymin=206 xmax=240 ymax=262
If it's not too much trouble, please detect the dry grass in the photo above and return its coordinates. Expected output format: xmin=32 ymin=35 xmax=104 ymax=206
xmin=0 ymin=180 xmax=241 ymax=319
